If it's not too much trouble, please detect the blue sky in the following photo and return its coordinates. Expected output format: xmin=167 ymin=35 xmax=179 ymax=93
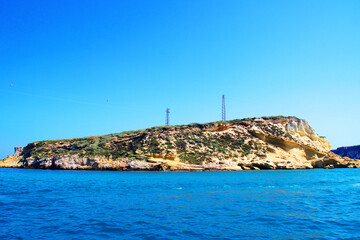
xmin=1 ymin=0 xmax=359 ymax=158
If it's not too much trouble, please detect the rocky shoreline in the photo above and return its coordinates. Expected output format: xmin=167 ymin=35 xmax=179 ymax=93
xmin=1 ymin=151 xmax=358 ymax=171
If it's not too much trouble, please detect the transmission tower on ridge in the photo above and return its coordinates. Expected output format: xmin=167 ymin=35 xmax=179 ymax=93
xmin=222 ymin=94 xmax=226 ymax=122
xmin=166 ymin=108 xmax=170 ymax=126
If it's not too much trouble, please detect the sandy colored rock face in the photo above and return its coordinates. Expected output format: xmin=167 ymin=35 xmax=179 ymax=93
xmin=0 ymin=155 xmax=22 ymax=168
xmin=3 ymin=116 xmax=359 ymax=170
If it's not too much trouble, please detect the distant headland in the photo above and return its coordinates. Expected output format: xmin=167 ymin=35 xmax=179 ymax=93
xmin=332 ymin=145 xmax=360 ymax=160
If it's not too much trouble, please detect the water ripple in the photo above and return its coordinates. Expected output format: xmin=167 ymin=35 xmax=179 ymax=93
xmin=1 ymin=168 xmax=360 ymax=239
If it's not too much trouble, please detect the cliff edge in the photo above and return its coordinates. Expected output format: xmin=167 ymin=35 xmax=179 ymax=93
xmin=2 ymin=116 xmax=359 ymax=170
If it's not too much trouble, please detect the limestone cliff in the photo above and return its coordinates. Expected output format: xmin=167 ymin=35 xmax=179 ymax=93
xmin=1 ymin=116 xmax=359 ymax=170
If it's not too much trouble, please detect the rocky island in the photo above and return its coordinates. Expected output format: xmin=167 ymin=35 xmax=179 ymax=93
xmin=1 ymin=116 xmax=359 ymax=170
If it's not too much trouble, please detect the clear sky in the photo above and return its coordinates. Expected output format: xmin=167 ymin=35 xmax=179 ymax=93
xmin=1 ymin=0 xmax=359 ymax=159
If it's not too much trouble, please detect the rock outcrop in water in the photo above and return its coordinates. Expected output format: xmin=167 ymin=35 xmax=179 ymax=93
xmin=332 ymin=145 xmax=360 ymax=160
xmin=1 ymin=116 xmax=359 ymax=170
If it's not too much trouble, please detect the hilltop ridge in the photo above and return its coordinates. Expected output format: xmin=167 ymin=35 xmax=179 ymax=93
xmin=1 ymin=116 xmax=359 ymax=170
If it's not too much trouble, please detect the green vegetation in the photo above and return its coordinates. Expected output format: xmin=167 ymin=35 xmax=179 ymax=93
xmin=262 ymin=116 xmax=285 ymax=120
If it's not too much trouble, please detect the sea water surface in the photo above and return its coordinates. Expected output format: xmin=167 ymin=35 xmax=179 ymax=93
xmin=1 ymin=168 xmax=360 ymax=240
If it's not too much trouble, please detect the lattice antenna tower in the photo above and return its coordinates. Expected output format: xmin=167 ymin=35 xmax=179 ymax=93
xmin=166 ymin=108 xmax=170 ymax=126
xmin=222 ymin=94 xmax=226 ymax=122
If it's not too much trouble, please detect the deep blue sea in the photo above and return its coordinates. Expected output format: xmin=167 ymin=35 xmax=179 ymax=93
xmin=1 ymin=168 xmax=360 ymax=240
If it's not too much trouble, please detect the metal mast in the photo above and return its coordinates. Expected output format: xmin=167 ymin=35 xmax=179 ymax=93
xmin=222 ymin=94 xmax=226 ymax=121
xmin=166 ymin=108 xmax=170 ymax=126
